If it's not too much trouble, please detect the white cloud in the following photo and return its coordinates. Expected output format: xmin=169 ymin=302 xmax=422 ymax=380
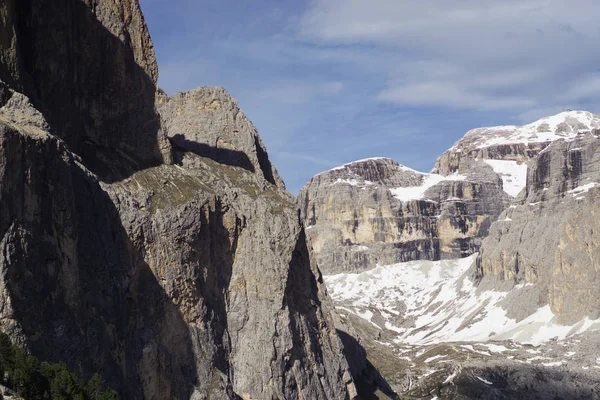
xmin=297 ymin=0 xmax=600 ymax=112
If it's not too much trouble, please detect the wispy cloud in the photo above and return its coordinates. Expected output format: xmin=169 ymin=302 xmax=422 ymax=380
xmin=298 ymin=0 xmax=600 ymax=111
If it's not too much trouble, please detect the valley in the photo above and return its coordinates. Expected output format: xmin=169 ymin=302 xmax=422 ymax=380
xmin=302 ymin=111 xmax=600 ymax=399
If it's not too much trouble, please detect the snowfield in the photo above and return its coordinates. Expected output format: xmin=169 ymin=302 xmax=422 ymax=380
xmin=483 ymin=159 xmax=528 ymax=197
xmin=325 ymin=255 xmax=600 ymax=346
xmin=389 ymin=172 xmax=467 ymax=202
xmin=454 ymin=110 xmax=600 ymax=150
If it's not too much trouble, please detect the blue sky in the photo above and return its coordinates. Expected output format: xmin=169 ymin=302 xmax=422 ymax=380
xmin=140 ymin=0 xmax=600 ymax=194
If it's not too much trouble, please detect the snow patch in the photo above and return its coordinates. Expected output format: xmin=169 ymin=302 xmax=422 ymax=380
xmin=333 ymin=178 xmax=375 ymax=187
xmin=390 ymin=173 xmax=467 ymax=202
xmin=424 ymin=355 xmax=447 ymax=363
xmin=568 ymin=182 xmax=598 ymax=198
xmin=477 ymin=376 xmax=493 ymax=385
xmin=483 ymin=159 xmax=528 ymax=197
xmin=541 ymin=361 xmax=564 ymax=367
xmin=461 ymin=111 xmax=600 ymax=150
xmin=482 ymin=343 xmax=510 ymax=353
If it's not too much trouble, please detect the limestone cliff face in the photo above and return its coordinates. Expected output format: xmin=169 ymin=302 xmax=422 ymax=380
xmin=156 ymin=87 xmax=284 ymax=188
xmin=0 ymin=2 xmax=354 ymax=399
xmin=433 ymin=111 xmax=600 ymax=180
xmin=298 ymin=158 xmax=509 ymax=273
xmin=300 ymin=112 xmax=600 ymax=274
xmin=0 ymin=0 xmax=170 ymax=181
xmin=477 ymin=132 xmax=600 ymax=324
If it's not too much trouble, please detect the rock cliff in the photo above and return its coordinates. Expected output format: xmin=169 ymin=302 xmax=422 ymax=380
xmin=434 ymin=111 xmax=600 ymax=196
xmin=0 ymin=0 xmax=171 ymax=181
xmin=0 ymin=1 xmax=355 ymax=399
xmin=156 ymin=87 xmax=284 ymax=188
xmin=298 ymin=158 xmax=509 ymax=273
xmin=299 ymin=111 xmax=600 ymax=274
xmin=477 ymin=130 xmax=600 ymax=324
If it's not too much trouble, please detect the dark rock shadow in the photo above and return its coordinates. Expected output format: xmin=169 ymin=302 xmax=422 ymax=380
xmin=186 ymin=197 xmax=241 ymax=398
xmin=336 ymin=330 xmax=399 ymax=400
xmin=169 ymin=134 xmax=255 ymax=173
xmin=2 ymin=0 xmax=165 ymax=183
xmin=281 ymin=229 xmax=329 ymax=395
xmin=0 ymin=131 xmax=197 ymax=399
xmin=254 ymin=135 xmax=276 ymax=185
xmin=451 ymin=364 xmax=600 ymax=400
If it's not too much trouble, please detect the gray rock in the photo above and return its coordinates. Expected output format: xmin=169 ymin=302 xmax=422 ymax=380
xmin=156 ymin=87 xmax=284 ymax=188
xmin=478 ymin=132 xmax=600 ymax=324
xmin=0 ymin=2 xmax=357 ymax=399
xmin=298 ymin=158 xmax=510 ymax=273
xmin=0 ymin=0 xmax=171 ymax=181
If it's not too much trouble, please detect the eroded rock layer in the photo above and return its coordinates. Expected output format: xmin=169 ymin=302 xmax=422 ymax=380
xmin=477 ymin=132 xmax=600 ymax=325
xmin=298 ymin=158 xmax=509 ymax=273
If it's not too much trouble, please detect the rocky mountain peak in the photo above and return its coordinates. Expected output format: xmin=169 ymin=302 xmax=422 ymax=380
xmin=313 ymin=157 xmax=424 ymax=188
xmin=433 ymin=110 xmax=600 ymax=188
xmin=157 ymin=86 xmax=285 ymax=188
xmin=454 ymin=110 xmax=600 ymax=152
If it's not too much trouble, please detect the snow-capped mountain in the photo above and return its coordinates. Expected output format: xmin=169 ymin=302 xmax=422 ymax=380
xmin=299 ymin=157 xmax=509 ymax=273
xmin=434 ymin=110 xmax=600 ymax=197
xmin=453 ymin=110 xmax=600 ymax=150
xmin=298 ymin=110 xmax=600 ymax=399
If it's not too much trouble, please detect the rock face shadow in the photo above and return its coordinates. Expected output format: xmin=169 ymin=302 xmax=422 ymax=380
xmin=0 ymin=134 xmax=198 ymax=399
xmin=3 ymin=0 xmax=166 ymax=183
xmin=336 ymin=330 xmax=399 ymax=400
xmin=0 ymin=0 xmax=205 ymax=396
xmin=448 ymin=364 xmax=600 ymax=399
xmin=170 ymin=133 xmax=255 ymax=173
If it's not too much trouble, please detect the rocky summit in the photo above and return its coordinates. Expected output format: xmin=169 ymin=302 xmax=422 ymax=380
xmin=0 ymin=1 xmax=356 ymax=399
xmin=299 ymin=157 xmax=510 ymax=274
xmin=300 ymin=110 xmax=600 ymax=399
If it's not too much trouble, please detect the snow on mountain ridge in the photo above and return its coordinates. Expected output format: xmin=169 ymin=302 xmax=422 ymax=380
xmin=328 ymin=157 xmax=408 ymax=172
xmin=320 ymin=156 xmax=470 ymax=201
xmin=454 ymin=110 xmax=600 ymax=151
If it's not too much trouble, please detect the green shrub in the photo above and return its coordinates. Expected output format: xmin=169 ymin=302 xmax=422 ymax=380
xmin=0 ymin=332 xmax=119 ymax=400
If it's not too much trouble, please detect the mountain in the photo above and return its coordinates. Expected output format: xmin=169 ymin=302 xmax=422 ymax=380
xmin=0 ymin=1 xmax=356 ymax=399
xmin=299 ymin=110 xmax=600 ymax=398
xmin=298 ymin=156 xmax=510 ymax=274
xmin=299 ymin=111 xmax=600 ymax=274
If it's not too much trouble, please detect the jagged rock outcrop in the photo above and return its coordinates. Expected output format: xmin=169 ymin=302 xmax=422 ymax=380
xmin=0 ymin=1 xmax=355 ymax=399
xmin=433 ymin=111 xmax=600 ymax=196
xmin=156 ymin=87 xmax=284 ymax=188
xmin=477 ymin=131 xmax=600 ymax=325
xmin=0 ymin=0 xmax=171 ymax=181
xmin=298 ymin=158 xmax=510 ymax=273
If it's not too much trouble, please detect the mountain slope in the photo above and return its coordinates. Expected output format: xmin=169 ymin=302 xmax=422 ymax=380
xmin=0 ymin=1 xmax=356 ymax=399
xmin=302 ymin=110 xmax=600 ymax=398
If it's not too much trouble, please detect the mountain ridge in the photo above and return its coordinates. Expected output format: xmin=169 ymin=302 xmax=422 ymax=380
xmin=305 ymin=110 xmax=600 ymax=398
xmin=0 ymin=1 xmax=356 ymax=398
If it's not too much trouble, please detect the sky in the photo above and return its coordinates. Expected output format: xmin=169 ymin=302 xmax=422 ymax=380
xmin=140 ymin=0 xmax=600 ymax=194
